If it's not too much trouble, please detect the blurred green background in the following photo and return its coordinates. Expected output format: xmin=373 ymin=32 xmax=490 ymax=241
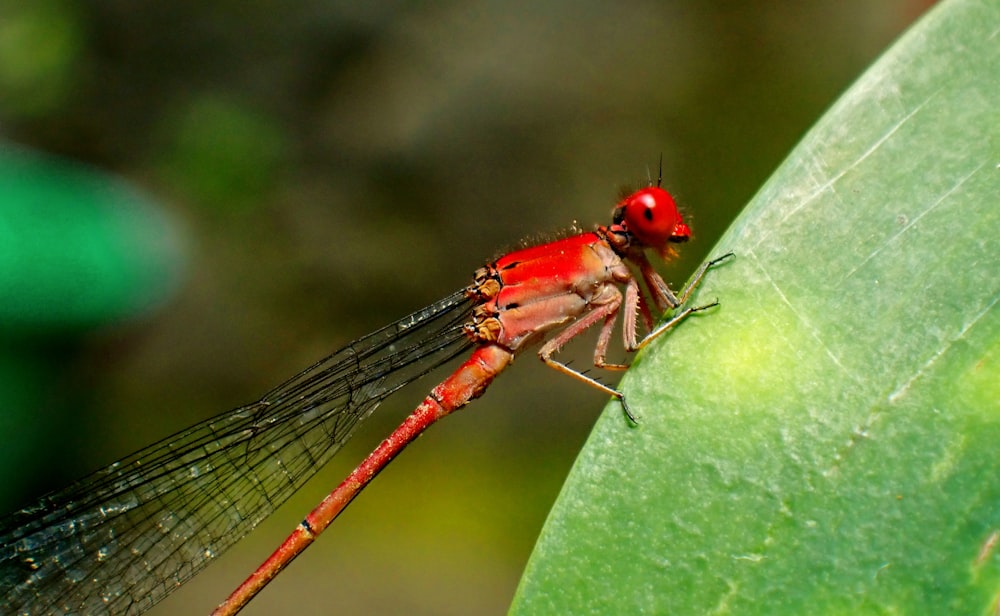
xmin=0 ymin=2 xmax=933 ymax=614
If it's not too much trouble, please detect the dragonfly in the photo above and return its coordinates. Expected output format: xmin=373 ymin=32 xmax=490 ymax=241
xmin=0 ymin=174 xmax=732 ymax=616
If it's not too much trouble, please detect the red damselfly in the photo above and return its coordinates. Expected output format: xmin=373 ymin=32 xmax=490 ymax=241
xmin=1 ymin=176 xmax=732 ymax=615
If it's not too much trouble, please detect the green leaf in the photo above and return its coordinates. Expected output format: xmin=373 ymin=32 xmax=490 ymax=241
xmin=511 ymin=0 xmax=1000 ymax=614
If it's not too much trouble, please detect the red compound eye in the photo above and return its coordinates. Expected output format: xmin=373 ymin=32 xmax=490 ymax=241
xmin=615 ymin=186 xmax=690 ymax=249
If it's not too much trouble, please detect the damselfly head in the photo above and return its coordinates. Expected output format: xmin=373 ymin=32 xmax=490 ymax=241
xmin=613 ymin=186 xmax=690 ymax=258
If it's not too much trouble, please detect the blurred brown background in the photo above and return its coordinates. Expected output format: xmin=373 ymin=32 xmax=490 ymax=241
xmin=0 ymin=1 xmax=931 ymax=614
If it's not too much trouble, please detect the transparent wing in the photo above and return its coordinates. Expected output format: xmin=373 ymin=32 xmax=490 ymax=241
xmin=0 ymin=290 xmax=474 ymax=616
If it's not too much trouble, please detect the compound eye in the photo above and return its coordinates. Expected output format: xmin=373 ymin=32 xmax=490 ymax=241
xmin=616 ymin=187 xmax=689 ymax=248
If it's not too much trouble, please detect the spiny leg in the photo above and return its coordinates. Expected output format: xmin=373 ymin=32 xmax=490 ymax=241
xmin=536 ymin=293 xmax=638 ymax=422
xmin=636 ymin=300 xmax=720 ymax=352
xmin=674 ymin=252 xmax=734 ymax=305
xmin=632 ymin=253 xmax=733 ymax=351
